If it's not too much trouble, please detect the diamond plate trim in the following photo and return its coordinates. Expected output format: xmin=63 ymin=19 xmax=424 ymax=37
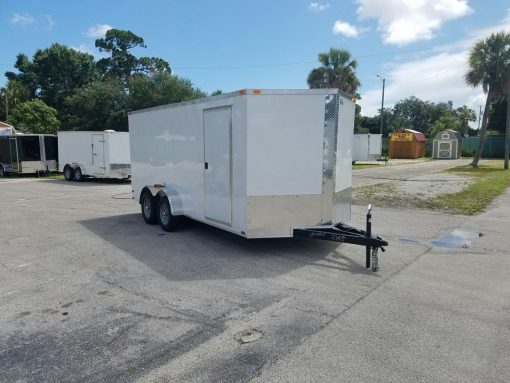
xmin=333 ymin=187 xmax=351 ymax=224
xmin=320 ymin=93 xmax=339 ymax=224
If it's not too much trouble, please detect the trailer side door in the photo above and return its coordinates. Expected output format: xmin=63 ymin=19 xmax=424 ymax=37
xmin=203 ymin=106 xmax=232 ymax=225
xmin=92 ymin=134 xmax=105 ymax=175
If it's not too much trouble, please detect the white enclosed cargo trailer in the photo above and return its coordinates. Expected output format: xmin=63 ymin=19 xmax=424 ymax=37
xmin=129 ymin=89 xmax=387 ymax=269
xmin=58 ymin=130 xmax=130 ymax=181
xmin=352 ymin=134 xmax=382 ymax=163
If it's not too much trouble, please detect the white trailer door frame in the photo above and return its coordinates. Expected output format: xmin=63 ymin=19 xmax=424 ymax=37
xmin=203 ymin=106 xmax=232 ymax=225
xmin=92 ymin=134 xmax=105 ymax=175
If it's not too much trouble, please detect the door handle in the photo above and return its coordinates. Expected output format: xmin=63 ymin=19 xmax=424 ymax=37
xmin=204 ymin=162 xmax=208 ymax=170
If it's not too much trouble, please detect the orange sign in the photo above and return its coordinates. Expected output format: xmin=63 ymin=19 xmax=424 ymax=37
xmin=391 ymin=132 xmax=413 ymax=142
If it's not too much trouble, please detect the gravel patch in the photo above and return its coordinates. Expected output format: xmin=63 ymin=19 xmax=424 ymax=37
xmin=399 ymin=173 xmax=473 ymax=198
xmin=353 ymin=172 xmax=474 ymax=209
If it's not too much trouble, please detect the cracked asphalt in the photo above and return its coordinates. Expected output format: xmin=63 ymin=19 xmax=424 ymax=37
xmin=0 ymin=176 xmax=508 ymax=382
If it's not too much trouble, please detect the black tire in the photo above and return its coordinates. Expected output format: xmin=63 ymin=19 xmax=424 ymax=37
xmin=74 ymin=167 xmax=83 ymax=182
xmin=157 ymin=197 xmax=180 ymax=232
xmin=64 ymin=166 xmax=74 ymax=181
xmin=141 ymin=191 xmax=158 ymax=224
xmin=0 ymin=165 xmax=5 ymax=177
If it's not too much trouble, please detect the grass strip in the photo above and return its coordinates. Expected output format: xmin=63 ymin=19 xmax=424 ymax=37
xmin=426 ymin=161 xmax=510 ymax=215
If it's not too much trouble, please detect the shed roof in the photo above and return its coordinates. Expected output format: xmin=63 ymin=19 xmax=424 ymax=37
xmin=391 ymin=129 xmax=426 ymax=142
xmin=0 ymin=121 xmax=13 ymax=128
xmin=433 ymin=129 xmax=461 ymax=140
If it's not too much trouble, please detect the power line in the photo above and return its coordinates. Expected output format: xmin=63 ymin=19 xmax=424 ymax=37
xmin=0 ymin=41 xmax=471 ymax=72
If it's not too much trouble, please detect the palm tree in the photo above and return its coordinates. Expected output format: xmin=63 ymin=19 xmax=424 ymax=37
xmin=307 ymin=48 xmax=361 ymax=95
xmin=465 ymin=32 xmax=510 ymax=167
xmin=455 ymin=105 xmax=476 ymax=136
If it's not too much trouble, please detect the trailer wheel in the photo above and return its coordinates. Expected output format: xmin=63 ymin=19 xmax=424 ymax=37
xmin=0 ymin=165 xmax=4 ymax=177
xmin=158 ymin=197 xmax=180 ymax=232
xmin=141 ymin=191 xmax=158 ymax=224
xmin=74 ymin=167 xmax=83 ymax=182
xmin=64 ymin=165 xmax=74 ymax=181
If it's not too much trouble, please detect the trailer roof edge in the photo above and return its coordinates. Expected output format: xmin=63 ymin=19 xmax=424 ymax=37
xmin=128 ymin=88 xmax=352 ymax=115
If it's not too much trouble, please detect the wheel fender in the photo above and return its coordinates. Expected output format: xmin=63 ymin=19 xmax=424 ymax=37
xmin=140 ymin=185 xmax=183 ymax=216
xmin=69 ymin=163 xmax=87 ymax=173
xmin=157 ymin=187 xmax=183 ymax=216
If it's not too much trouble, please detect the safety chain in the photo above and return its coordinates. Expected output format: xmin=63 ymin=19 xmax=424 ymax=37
xmin=371 ymin=247 xmax=379 ymax=272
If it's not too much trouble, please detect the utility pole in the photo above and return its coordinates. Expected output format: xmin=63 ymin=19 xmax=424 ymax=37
xmin=505 ymin=68 xmax=510 ymax=170
xmin=4 ymin=90 xmax=7 ymax=120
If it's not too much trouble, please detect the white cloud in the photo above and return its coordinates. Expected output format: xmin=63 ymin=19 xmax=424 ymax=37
xmin=358 ymin=9 xmax=510 ymax=121
xmin=356 ymin=0 xmax=473 ymax=45
xmin=10 ymin=13 xmax=55 ymax=30
xmin=308 ymin=2 xmax=330 ymax=12
xmin=360 ymin=52 xmax=473 ymax=117
xmin=85 ymin=23 xmax=113 ymax=38
xmin=71 ymin=44 xmax=94 ymax=55
xmin=10 ymin=13 xmax=35 ymax=26
xmin=44 ymin=14 xmax=55 ymax=29
xmin=332 ymin=20 xmax=362 ymax=38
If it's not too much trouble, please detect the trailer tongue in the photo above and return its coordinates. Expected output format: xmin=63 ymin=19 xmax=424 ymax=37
xmin=293 ymin=205 xmax=387 ymax=272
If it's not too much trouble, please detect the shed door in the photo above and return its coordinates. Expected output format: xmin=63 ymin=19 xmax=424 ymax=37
xmin=92 ymin=134 xmax=105 ymax=174
xmin=203 ymin=107 xmax=232 ymax=225
xmin=9 ymin=138 xmax=19 ymax=171
xmin=438 ymin=142 xmax=451 ymax=158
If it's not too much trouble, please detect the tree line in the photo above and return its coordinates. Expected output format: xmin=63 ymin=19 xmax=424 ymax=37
xmin=2 ymin=29 xmax=509 ymax=167
xmin=305 ymin=47 xmax=503 ymax=138
xmin=0 ymin=29 xmax=207 ymax=133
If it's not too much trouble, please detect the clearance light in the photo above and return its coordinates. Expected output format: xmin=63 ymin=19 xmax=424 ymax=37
xmin=252 ymin=89 xmax=262 ymax=94
xmin=239 ymin=90 xmax=246 ymax=95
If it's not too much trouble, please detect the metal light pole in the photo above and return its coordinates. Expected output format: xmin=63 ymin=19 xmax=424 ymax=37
xmin=377 ymin=75 xmax=385 ymax=135
xmin=376 ymin=75 xmax=386 ymax=160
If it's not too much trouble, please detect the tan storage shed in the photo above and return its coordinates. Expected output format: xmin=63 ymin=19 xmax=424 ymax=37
xmin=388 ymin=129 xmax=426 ymax=159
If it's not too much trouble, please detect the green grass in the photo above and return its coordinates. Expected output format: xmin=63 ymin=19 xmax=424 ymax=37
xmin=45 ymin=173 xmax=65 ymax=180
xmin=352 ymin=163 xmax=382 ymax=170
xmin=426 ymin=161 xmax=510 ymax=215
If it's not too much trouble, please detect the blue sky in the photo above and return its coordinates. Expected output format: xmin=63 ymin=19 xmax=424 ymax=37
xmin=1 ymin=0 xmax=509 ymax=119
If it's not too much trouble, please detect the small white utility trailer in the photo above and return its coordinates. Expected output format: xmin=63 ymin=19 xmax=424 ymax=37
xmin=58 ymin=130 xmax=130 ymax=181
xmin=352 ymin=133 xmax=382 ymax=163
xmin=129 ymin=89 xmax=387 ymax=270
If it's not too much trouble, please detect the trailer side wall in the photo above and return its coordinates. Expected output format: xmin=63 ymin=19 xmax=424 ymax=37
xmin=129 ymin=95 xmax=248 ymax=235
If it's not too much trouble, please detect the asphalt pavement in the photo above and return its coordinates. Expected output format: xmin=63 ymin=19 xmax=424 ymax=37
xmin=0 ymin=175 xmax=508 ymax=382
